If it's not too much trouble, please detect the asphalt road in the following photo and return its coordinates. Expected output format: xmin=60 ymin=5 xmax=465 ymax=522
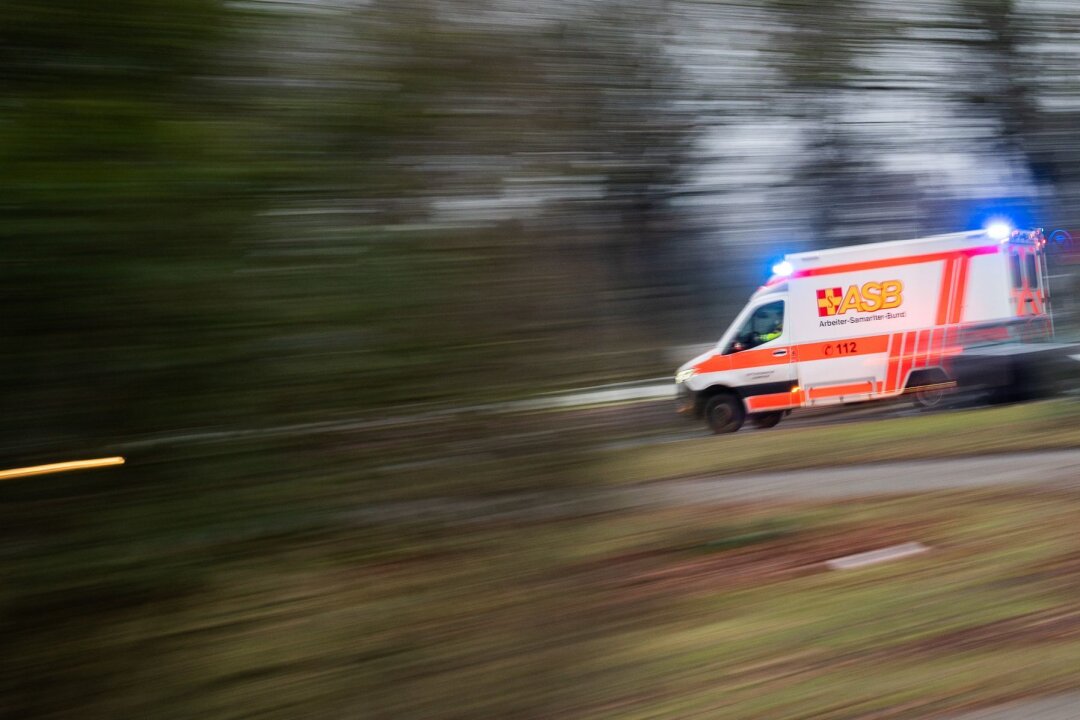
xmin=352 ymin=448 xmax=1080 ymax=525
xmin=946 ymin=693 xmax=1080 ymax=720
xmin=648 ymin=448 xmax=1080 ymax=504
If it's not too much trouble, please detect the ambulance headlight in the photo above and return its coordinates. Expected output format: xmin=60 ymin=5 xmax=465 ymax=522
xmin=772 ymin=261 xmax=794 ymax=277
xmin=987 ymin=221 xmax=1013 ymax=242
xmin=675 ymin=368 xmax=697 ymax=384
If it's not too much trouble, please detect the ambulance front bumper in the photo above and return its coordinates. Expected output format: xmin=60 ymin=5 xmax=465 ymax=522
xmin=676 ymin=383 xmax=696 ymax=417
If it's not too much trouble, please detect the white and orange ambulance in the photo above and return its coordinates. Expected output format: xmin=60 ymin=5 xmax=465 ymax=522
xmin=675 ymin=226 xmax=1052 ymax=433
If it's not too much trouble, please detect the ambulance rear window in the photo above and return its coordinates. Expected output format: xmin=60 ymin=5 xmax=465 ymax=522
xmin=1025 ymin=253 xmax=1039 ymax=289
xmin=1010 ymin=252 xmax=1023 ymax=289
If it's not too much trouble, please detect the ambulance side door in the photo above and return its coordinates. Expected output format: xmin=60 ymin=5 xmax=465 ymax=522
xmin=791 ymin=277 xmax=894 ymax=405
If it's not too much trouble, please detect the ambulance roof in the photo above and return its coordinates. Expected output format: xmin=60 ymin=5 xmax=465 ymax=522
xmin=782 ymin=229 xmax=1040 ymax=272
xmin=785 ymin=231 xmax=984 ymax=267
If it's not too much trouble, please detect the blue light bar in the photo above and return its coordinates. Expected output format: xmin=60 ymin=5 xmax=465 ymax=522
xmin=772 ymin=260 xmax=794 ymax=277
xmin=986 ymin=221 xmax=1013 ymax=242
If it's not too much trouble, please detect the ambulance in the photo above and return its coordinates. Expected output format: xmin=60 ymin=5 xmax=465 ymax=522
xmin=675 ymin=225 xmax=1052 ymax=433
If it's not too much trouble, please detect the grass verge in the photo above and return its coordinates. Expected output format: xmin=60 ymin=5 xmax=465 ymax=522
xmin=7 ymin=484 xmax=1080 ymax=718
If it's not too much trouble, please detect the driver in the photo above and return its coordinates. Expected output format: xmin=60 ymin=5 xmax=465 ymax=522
xmin=753 ymin=306 xmax=783 ymax=344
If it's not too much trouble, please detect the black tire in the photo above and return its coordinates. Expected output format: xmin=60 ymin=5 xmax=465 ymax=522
xmin=749 ymin=411 xmax=783 ymax=429
xmin=704 ymin=393 xmax=745 ymax=434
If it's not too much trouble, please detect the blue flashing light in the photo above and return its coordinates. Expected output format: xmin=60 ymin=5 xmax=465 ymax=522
xmin=986 ymin=220 xmax=1013 ymax=242
xmin=772 ymin=260 xmax=794 ymax=277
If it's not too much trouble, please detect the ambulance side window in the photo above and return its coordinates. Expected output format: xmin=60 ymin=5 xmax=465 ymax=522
xmin=1010 ymin=252 xmax=1023 ymax=289
xmin=725 ymin=300 xmax=784 ymax=354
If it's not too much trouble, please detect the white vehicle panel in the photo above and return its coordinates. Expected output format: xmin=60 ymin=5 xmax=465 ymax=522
xmin=788 ymin=261 xmax=948 ymax=345
xmin=797 ymin=350 xmax=889 ymax=405
xmin=963 ymin=253 xmax=1012 ymax=323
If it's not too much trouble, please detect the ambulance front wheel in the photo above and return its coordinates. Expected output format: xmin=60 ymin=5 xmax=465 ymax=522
xmin=749 ymin=411 xmax=783 ymax=429
xmin=704 ymin=393 xmax=745 ymax=434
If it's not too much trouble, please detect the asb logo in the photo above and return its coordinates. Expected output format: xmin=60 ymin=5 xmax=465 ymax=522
xmin=817 ymin=280 xmax=903 ymax=317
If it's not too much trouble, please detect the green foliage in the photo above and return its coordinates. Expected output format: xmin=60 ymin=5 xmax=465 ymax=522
xmin=0 ymin=0 xmax=255 ymax=452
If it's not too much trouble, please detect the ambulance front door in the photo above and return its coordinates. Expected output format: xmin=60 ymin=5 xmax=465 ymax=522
xmin=721 ymin=298 xmax=797 ymax=409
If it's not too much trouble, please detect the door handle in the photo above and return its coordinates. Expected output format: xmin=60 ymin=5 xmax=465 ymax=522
xmin=772 ymin=349 xmax=788 ymax=357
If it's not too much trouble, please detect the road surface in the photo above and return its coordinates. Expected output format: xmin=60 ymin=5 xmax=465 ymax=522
xmin=352 ymin=448 xmax=1080 ymax=525
xmin=947 ymin=693 xmax=1080 ymax=720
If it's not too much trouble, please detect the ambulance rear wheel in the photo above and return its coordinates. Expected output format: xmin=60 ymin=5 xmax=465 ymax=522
xmin=750 ymin=412 xmax=783 ymax=429
xmin=704 ymin=393 xmax=745 ymax=434
xmin=910 ymin=368 xmax=950 ymax=410
xmin=913 ymin=386 xmax=945 ymax=409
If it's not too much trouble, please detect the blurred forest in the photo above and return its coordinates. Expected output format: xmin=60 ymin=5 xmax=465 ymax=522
xmin=4 ymin=0 xmax=1080 ymax=455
